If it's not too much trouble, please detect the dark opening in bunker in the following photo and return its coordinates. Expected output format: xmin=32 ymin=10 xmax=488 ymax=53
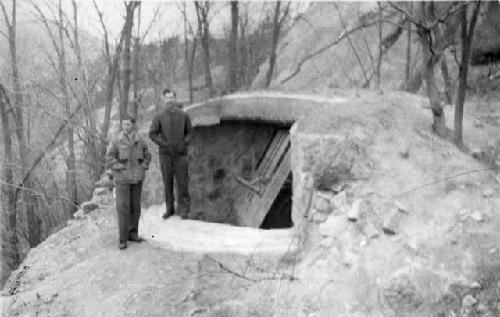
xmin=188 ymin=120 xmax=293 ymax=229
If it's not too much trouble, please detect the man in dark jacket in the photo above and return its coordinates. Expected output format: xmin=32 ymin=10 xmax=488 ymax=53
xmin=149 ymin=88 xmax=192 ymax=219
xmin=106 ymin=115 xmax=151 ymax=249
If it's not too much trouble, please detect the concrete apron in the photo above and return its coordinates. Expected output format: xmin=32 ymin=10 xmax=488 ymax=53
xmin=139 ymin=203 xmax=298 ymax=255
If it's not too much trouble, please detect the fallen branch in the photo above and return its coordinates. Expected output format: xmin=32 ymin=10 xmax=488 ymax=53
xmin=392 ymin=167 xmax=495 ymax=199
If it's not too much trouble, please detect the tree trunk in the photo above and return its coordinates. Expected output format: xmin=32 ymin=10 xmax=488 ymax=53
xmin=183 ymin=4 xmax=197 ymax=103
xmin=405 ymin=8 xmax=412 ymax=85
xmin=58 ymin=0 xmax=78 ymax=214
xmin=239 ymin=10 xmax=249 ymax=88
xmin=440 ymin=55 xmax=453 ymax=105
xmin=454 ymin=1 xmax=481 ymax=146
xmin=6 ymin=0 xmax=39 ymax=247
xmin=132 ymin=4 xmax=141 ymax=120
xmin=119 ymin=1 xmax=139 ymax=122
xmin=72 ymin=0 xmax=99 ymax=181
xmin=196 ymin=2 xmax=214 ymax=97
xmin=228 ymin=1 xmax=239 ymax=92
xmin=0 ymin=83 xmax=19 ymax=288
xmin=376 ymin=2 xmax=383 ymax=89
xmin=99 ymin=34 xmax=124 ymax=170
xmin=266 ymin=1 xmax=282 ymax=88
xmin=132 ymin=36 xmax=140 ymax=120
xmin=418 ymin=2 xmax=447 ymax=137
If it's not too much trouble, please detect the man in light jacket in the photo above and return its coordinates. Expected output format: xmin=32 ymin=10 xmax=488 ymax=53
xmin=106 ymin=114 xmax=151 ymax=249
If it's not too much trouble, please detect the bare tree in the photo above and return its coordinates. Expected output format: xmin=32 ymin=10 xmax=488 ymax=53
xmin=228 ymin=1 xmax=239 ymax=92
xmin=119 ymin=1 xmax=140 ymax=122
xmin=93 ymin=0 xmax=125 ymax=166
xmin=131 ymin=3 xmax=142 ymax=120
xmin=69 ymin=0 xmax=100 ymax=180
xmin=0 ymin=83 xmax=19 ymax=287
xmin=334 ymin=3 xmax=369 ymax=87
xmin=179 ymin=2 xmax=198 ymax=102
xmin=2 ymin=0 xmax=39 ymax=246
xmin=265 ymin=1 xmax=290 ymax=88
xmin=195 ymin=1 xmax=214 ymax=97
xmin=404 ymin=6 xmax=412 ymax=86
xmin=454 ymin=0 xmax=481 ymax=147
xmin=33 ymin=0 xmax=78 ymax=214
xmin=376 ymin=2 xmax=383 ymax=89
xmin=238 ymin=4 xmax=249 ymax=88
xmin=389 ymin=1 xmax=464 ymax=137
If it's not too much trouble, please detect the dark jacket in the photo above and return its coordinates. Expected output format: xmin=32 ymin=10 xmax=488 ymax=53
xmin=149 ymin=105 xmax=192 ymax=156
xmin=106 ymin=131 xmax=152 ymax=184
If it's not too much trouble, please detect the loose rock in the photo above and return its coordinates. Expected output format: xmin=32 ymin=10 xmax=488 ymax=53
xmin=73 ymin=209 xmax=85 ymax=220
xmin=81 ymin=201 xmax=99 ymax=213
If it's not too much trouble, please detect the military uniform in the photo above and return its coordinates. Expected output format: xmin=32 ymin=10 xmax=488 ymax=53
xmin=106 ymin=131 xmax=151 ymax=244
xmin=149 ymin=105 xmax=192 ymax=218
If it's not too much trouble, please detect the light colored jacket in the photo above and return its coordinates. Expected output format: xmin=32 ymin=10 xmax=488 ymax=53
xmin=106 ymin=131 xmax=152 ymax=184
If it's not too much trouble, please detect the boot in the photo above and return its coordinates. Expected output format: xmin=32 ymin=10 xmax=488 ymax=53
xmin=128 ymin=235 xmax=144 ymax=243
xmin=119 ymin=242 xmax=127 ymax=250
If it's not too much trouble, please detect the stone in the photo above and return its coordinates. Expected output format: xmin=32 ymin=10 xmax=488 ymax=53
xmin=395 ymin=200 xmax=408 ymax=213
xmin=470 ymin=281 xmax=481 ymax=289
xmin=462 ymin=295 xmax=476 ymax=307
xmin=483 ymin=189 xmax=495 ymax=198
xmin=347 ymin=200 xmax=361 ymax=222
xmin=359 ymin=238 xmax=368 ymax=247
xmin=319 ymin=215 xmax=345 ymax=236
xmin=314 ymin=192 xmax=332 ymax=214
xmin=331 ymin=191 xmax=347 ymax=214
xmin=310 ymin=211 xmax=328 ymax=223
xmin=459 ymin=209 xmax=470 ymax=222
xmin=73 ymin=209 xmax=85 ymax=220
xmin=81 ymin=201 xmax=99 ymax=213
xmin=363 ymin=223 xmax=379 ymax=239
xmin=383 ymin=208 xmax=400 ymax=235
xmin=471 ymin=148 xmax=484 ymax=159
xmin=94 ymin=187 xmax=110 ymax=196
xmin=470 ymin=211 xmax=484 ymax=222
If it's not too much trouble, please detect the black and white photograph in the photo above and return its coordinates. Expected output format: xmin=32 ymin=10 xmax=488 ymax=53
xmin=0 ymin=0 xmax=499 ymax=316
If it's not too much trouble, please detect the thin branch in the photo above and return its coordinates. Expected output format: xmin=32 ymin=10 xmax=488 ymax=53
xmin=31 ymin=1 xmax=61 ymax=57
xmin=139 ymin=5 xmax=160 ymax=45
xmin=281 ymin=19 xmax=378 ymax=84
xmin=0 ymin=0 xmax=11 ymax=27
xmin=15 ymin=102 xmax=85 ymax=196
xmin=393 ymin=167 xmax=495 ymax=199
xmin=387 ymin=2 xmax=425 ymax=30
xmin=334 ymin=3 xmax=369 ymax=85
xmin=278 ymin=2 xmax=291 ymax=28
xmin=0 ymin=29 xmax=8 ymax=40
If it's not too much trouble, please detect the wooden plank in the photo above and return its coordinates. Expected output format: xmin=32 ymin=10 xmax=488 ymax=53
xmin=235 ymin=129 xmax=291 ymax=227
xmin=256 ymin=130 xmax=287 ymax=178
xmin=242 ymin=149 xmax=291 ymax=228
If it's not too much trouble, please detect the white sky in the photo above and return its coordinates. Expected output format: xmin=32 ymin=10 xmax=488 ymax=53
xmin=8 ymin=1 xmax=310 ymax=44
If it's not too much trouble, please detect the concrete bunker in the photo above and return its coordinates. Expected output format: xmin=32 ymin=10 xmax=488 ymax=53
xmin=188 ymin=120 xmax=293 ymax=229
xmin=184 ymin=92 xmax=346 ymax=230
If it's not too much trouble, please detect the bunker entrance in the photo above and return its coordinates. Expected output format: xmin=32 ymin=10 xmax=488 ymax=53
xmin=188 ymin=121 xmax=293 ymax=229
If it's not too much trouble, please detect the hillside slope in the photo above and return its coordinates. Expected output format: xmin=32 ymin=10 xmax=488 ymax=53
xmin=1 ymin=89 xmax=499 ymax=317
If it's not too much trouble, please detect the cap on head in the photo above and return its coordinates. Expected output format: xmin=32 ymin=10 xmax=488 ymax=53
xmin=162 ymin=88 xmax=176 ymax=99
xmin=122 ymin=113 xmax=136 ymax=124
